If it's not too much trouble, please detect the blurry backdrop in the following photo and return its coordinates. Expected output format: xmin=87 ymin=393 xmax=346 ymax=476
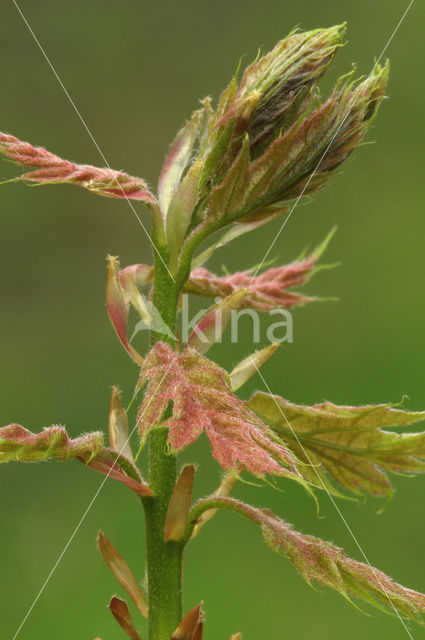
xmin=1 ymin=1 xmax=424 ymax=639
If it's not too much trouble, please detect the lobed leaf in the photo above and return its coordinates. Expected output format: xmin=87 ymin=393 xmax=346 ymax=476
xmin=185 ymin=229 xmax=335 ymax=311
xmin=247 ymin=392 xmax=425 ymax=497
xmin=137 ymin=343 xmax=306 ymax=486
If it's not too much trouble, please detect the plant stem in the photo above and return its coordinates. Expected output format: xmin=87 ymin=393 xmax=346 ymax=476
xmin=142 ymin=238 xmax=183 ymax=640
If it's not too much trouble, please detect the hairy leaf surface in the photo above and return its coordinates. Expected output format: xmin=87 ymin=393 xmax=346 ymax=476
xmin=137 ymin=343 xmax=305 ymax=483
xmin=247 ymin=392 xmax=425 ymax=497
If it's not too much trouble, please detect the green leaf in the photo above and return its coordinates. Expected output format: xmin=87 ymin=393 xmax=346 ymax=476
xmin=166 ymin=160 xmax=204 ymax=272
xmin=0 ymin=423 xmax=153 ymax=496
xmin=246 ymin=392 xmax=425 ymax=497
xmin=158 ymin=109 xmax=202 ymax=216
xmin=0 ymin=423 xmax=103 ymax=463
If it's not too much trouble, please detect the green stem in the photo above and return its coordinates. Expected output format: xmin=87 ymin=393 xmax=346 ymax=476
xmin=142 ymin=235 xmax=183 ymax=640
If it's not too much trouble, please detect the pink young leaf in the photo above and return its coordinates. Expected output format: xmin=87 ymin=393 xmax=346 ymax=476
xmin=0 ymin=132 xmax=160 ymax=211
xmin=185 ymin=229 xmax=335 ymax=310
xmin=106 ymin=256 xmax=146 ymax=366
xmin=137 ymin=343 xmax=305 ymax=486
xmin=192 ymin=497 xmax=425 ymax=622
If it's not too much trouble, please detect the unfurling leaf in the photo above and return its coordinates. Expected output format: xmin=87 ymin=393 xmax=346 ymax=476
xmin=166 ymin=160 xmax=204 ymax=271
xmin=109 ymin=387 xmax=134 ymax=462
xmin=0 ymin=132 xmax=161 ymax=220
xmin=191 ymin=497 xmax=425 ymax=622
xmin=0 ymin=424 xmax=152 ymax=496
xmin=230 ymin=343 xmax=279 ymax=391
xmin=191 ymin=205 xmax=286 ymax=269
xmin=106 ymin=256 xmax=145 ymax=365
xmin=169 ymin=26 xmax=387 ymax=257
xmin=137 ymin=343 xmax=306 ymax=487
xmin=106 ymin=257 xmax=175 ymax=361
xmin=186 ymin=289 xmax=248 ymax=354
xmin=229 ymin=634 xmax=242 ymax=640
xmin=164 ymin=464 xmax=195 ymax=541
xmin=158 ymin=107 xmax=205 ymax=216
xmin=0 ymin=423 xmax=103 ymax=463
xmin=198 ymin=26 xmax=345 ymax=193
xmin=247 ymin=392 xmax=425 ymax=498
xmin=109 ymin=596 xmax=143 ymax=640
xmin=186 ymin=229 xmax=335 ymax=310
xmin=170 ymin=603 xmax=203 ymax=640
xmin=98 ymin=531 xmax=148 ymax=618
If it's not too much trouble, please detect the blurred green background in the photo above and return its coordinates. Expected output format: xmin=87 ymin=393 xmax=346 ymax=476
xmin=1 ymin=1 xmax=424 ymax=639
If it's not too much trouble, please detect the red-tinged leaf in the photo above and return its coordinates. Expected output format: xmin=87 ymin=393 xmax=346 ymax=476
xmin=0 ymin=423 xmax=103 ymax=463
xmin=158 ymin=109 xmax=202 ymax=215
xmin=170 ymin=603 xmax=203 ymax=640
xmin=191 ymin=497 xmax=425 ymax=622
xmin=164 ymin=464 xmax=195 ymax=541
xmin=98 ymin=531 xmax=148 ymax=618
xmin=109 ymin=387 xmax=134 ymax=462
xmin=86 ymin=449 xmax=153 ymax=496
xmin=0 ymin=132 xmax=159 ymax=207
xmin=186 ymin=289 xmax=247 ymax=354
xmin=244 ymin=63 xmax=388 ymax=210
xmin=237 ymin=26 xmax=345 ymax=154
xmin=186 ymin=229 xmax=334 ymax=311
xmin=137 ymin=343 xmax=305 ymax=486
xmin=106 ymin=256 xmax=145 ymax=365
xmin=247 ymin=392 xmax=425 ymax=498
xmin=0 ymin=423 xmax=152 ymax=496
xmin=109 ymin=596 xmax=143 ymax=640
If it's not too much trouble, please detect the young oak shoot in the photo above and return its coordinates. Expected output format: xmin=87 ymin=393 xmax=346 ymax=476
xmin=1 ymin=23 xmax=424 ymax=640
